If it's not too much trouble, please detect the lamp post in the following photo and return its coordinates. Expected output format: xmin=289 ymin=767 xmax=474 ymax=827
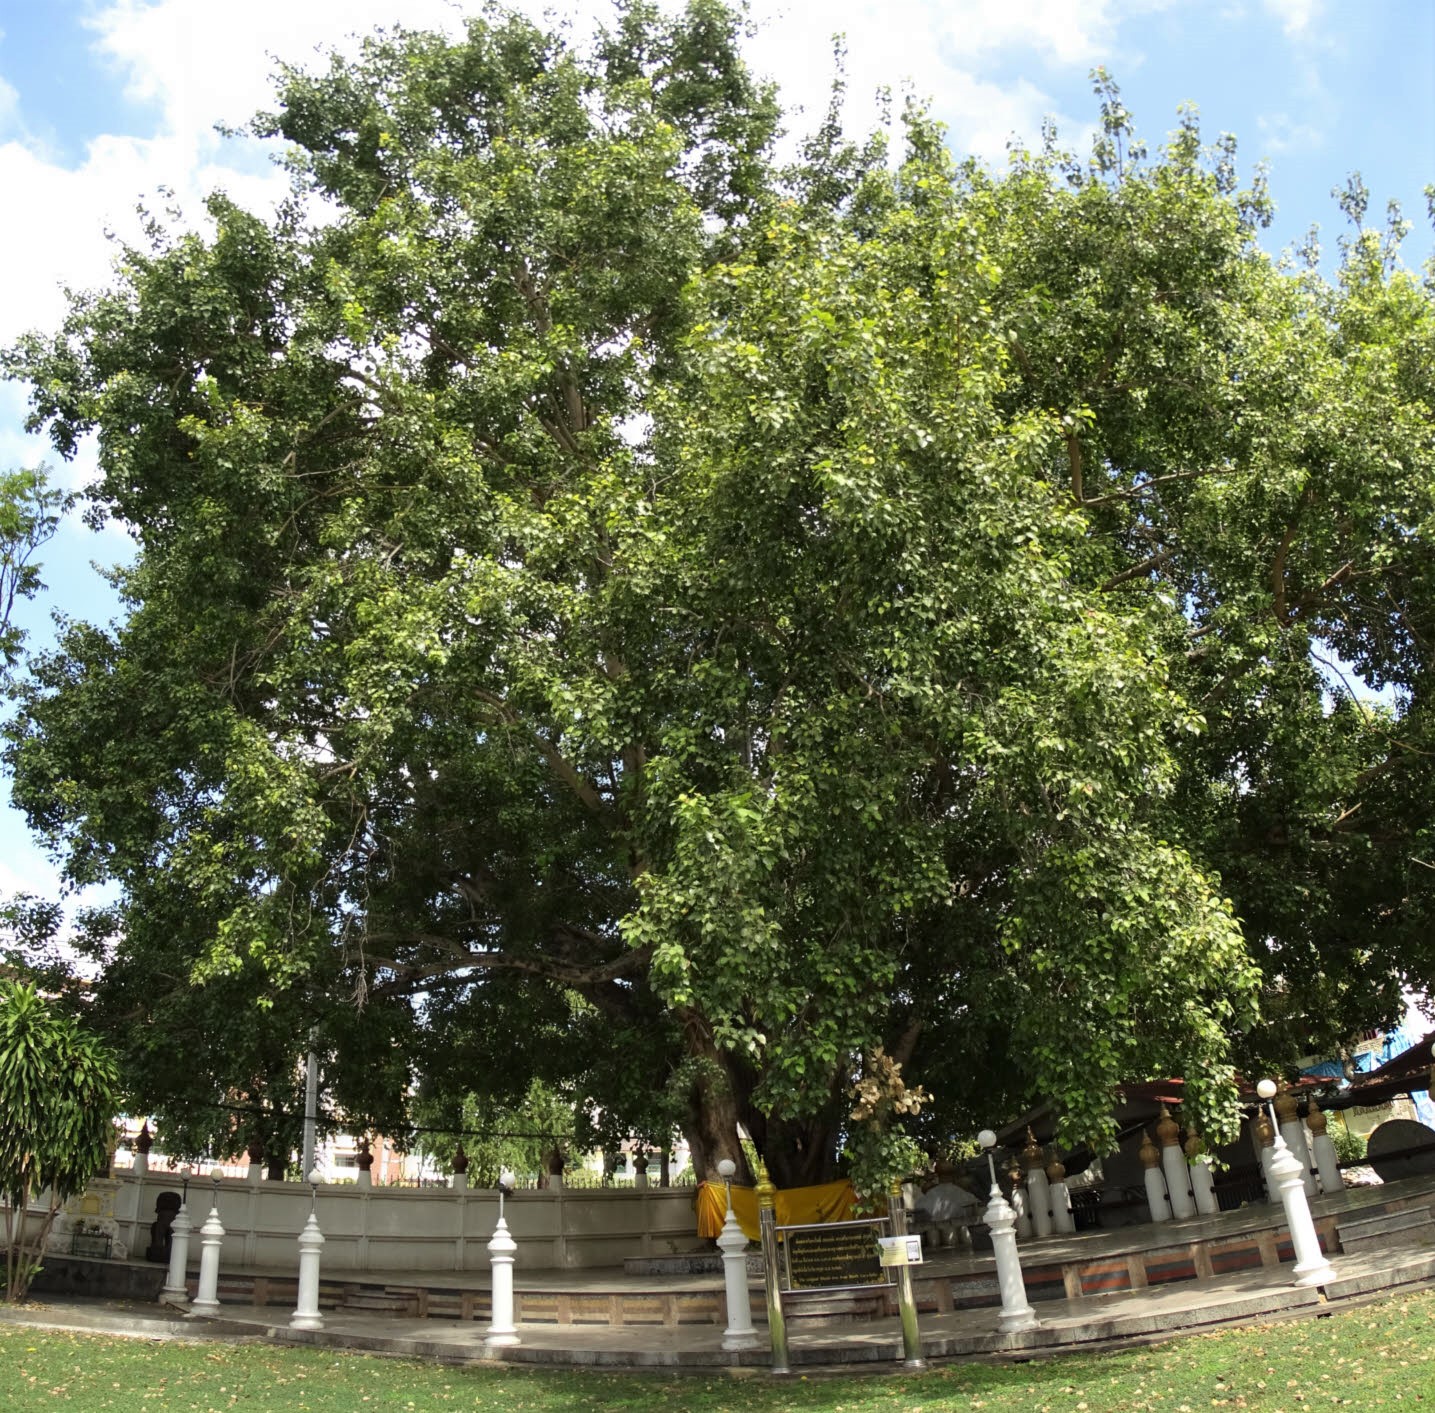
xmin=715 ymin=1158 xmax=759 ymax=1351
xmin=159 ymin=1165 xmax=193 ymax=1305
xmin=190 ymin=1167 xmax=226 ymax=1315
xmin=291 ymin=1166 xmax=326 ymax=1330
xmin=486 ymin=1167 xmax=520 ymax=1347
xmin=979 ymin=1130 xmax=1039 ymax=1334
xmin=1257 ymin=1079 xmax=1335 ymax=1287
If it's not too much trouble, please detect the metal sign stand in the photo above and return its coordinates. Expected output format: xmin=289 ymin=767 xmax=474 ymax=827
xmin=754 ymin=1164 xmax=925 ymax=1374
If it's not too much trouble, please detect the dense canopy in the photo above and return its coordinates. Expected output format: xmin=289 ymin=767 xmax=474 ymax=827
xmin=4 ymin=2 xmax=1433 ymax=1183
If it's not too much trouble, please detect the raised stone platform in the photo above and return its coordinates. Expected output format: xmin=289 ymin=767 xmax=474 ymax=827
xmin=36 ymin=1173 xmax=1435 ymax=1359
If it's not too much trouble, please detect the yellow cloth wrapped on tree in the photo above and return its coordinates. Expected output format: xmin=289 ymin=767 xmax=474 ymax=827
xmin=695 ymin=1178 xmax=857 ymax=1241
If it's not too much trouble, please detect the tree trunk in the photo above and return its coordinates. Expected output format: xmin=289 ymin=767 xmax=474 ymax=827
xmin=678 ymin=1009 xmax=844 ymax=1188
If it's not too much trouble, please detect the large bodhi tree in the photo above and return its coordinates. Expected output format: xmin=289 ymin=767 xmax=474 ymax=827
xmin=4 ymin=4 xmax=1432 ymax=1183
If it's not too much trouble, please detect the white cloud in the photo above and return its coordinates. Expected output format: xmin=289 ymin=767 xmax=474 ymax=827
xmin=1257 ymin=111 xmax=1324 ymax=156
xmin=747 ymin=1 xmax=1104 ymax=164
xmin=1262 ymin=0 xmax=1323 ymax=38
xmin=85 ymin=0 xmax=475 ymax=144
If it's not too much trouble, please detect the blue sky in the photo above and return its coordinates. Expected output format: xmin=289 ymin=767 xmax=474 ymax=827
xmin=0 ymin=0 xmax=1431 ymax=903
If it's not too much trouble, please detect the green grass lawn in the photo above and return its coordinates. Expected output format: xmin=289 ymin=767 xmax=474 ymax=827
xmin=2 ymin=1290 xmax=1433 ymax=1410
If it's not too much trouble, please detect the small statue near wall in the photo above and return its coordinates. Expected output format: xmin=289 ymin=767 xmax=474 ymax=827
xmin=145 ymin=1191 xmax=181 ymax=1263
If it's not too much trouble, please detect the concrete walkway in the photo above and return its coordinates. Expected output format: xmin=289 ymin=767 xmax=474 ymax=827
xmin=7 ymin=1242 xmax=1435 ymax=1371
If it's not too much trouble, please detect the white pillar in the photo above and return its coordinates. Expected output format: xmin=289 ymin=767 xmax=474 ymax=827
xmin=190 ymin=1199 xmax=225 ymax=1315
xmin=1268 ymin=1126 xmax=1335 ymax=1286
xmin=1023 ymin=1131 xmax=1052 ymax=1238
xmin=485 ymin=1212 xmax=520 ymax=1347
xmin=1280 ymin=1121 xmax=1317 ymax=1196
xmin=716 ymin=1185 xmax=759 ymax=1350
xmin=1189 ymin=1155 xmax=1218 ymax=1216
xmin=1311 ymin=1132 xmax=1342 ymax=1196
xmin=1254 ymin=1111 xmax=1279 ymax=1203
xmin=1307 ymin=1099 xmax=1342 ymax=1195
xmin=1185 ymin=1128 xmax=1220 ymax=1217
xmin=1158 ymin=1108 xmax=1195 ymax=1220
xmin=133 ymin=1151 xmax=149 ymax=1177
xmin=1010 ymin=1178 xmax=1033 ymax=1239
xmin=159 ymin=1200 xmax=192 ymax=1304
xmin=1045 ymin=1154 xmax=1075 ymax=1236
xmin=290 ymin=1212 xmax=326 ymax=1330
xmin=984 ymin=1179 xmax=1039 ymax=1333
xmin=356 ymin=1168 xmax=372 ymax=1190
xmin=1140 ymin=1132 xmax=1171 ymax=1223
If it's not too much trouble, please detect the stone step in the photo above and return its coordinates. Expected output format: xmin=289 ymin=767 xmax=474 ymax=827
xmin=1338 ymin=1205 xmax=1435 ymax=1252
xmin=623 ymin=1252 xmax=764 ymax=1278
xmin=337 ymin=1284 xmax=424 ymax=1314
xmin=783 ymin=1291 xmax=888 ymax=1323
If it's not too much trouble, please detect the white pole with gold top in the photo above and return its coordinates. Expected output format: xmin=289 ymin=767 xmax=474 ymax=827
xmin=1306 ymin=1099 xmax=1344 ymax=1195
xmin=1157 ymin=1106 xmax=1196 ymax=1220
xmin=1140 ymin=1131 xmax=1171 ymax=1223
xmin=1185 ymin=1126 xmax=1219 ymax=1217
xmin=1022 ymin=1129 xmax=1053 ymax=1239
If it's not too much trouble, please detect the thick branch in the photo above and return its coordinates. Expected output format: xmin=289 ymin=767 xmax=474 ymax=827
xmin=1100 ymin=546 xmax=1175 ymax=591
xmin=473 ymin=688 xmax=607 ymax=818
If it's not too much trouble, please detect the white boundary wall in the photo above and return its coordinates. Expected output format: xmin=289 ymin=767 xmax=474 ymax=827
xmin=75 ymin=1173 xmax=704 ymax=1273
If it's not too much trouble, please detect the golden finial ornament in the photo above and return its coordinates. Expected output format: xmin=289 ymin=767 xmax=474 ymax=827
xmin=1274 ymin=1083 xmax=1299 ymax=1123
xmin=1045 ymin=1152 xmax=1066 ymax=1184
xmin=1254 ymin=1110 xmax=1274 ymax=1147
xmin=1306 ymin=1096 xmax=1328 ymax=1136
xmin=1023 ymin=1126 xmax=1043 ymax=1169
xmin=1156 ymin=1104 xmax=1180 ymax=1147
xmin=1139 ymin=1130 xmax=1161 ymax=1168
xmin=756 ymin=1161 xmax=776 ymax=1209
xmin=1183 ymin=1123 xmax=1204 ymax=1160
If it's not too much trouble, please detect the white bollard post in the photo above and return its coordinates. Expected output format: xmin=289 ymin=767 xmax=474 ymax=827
xmin=486 ymin=1169 xmax=520 ymax=1348
xmin=1275 ymin=1086 xmax=1317 ymax=1197
xmin=1189 ymin=1154 xmax=1219 ymax=1216
xmin=1009 ymin=1167 xmax=1033 ymax=1240
xmin=291 ymin=1169 xmax=327 ymax=1331
xmin=159 ymin=1185 xmax=193 ymax=1305
xmin=1157 ymin=1107 xmax=1196 ymax=1220
xmin=190 ymin=1171 xmax=225 ymax=1315
xmin=1045 ymin=1154 xmax=1075 ymax=1235
xmin=1185 ymin=1127 xmax=1220 ymax=1217
xmin=715 ymin=1160 xmax=759 ymax=1350
xmin=1307 ymin=1100 xmax=1344 ymax=1195
xmin=1022 ymin=1130 xmax=1053 ymax=1239
xmin=1258 ymin=1081 xmax=1335 ymax=1287
xmin=980 ymin=1130 xmax=1039 ymax=1334
xmin=1254 ymin=1110 xmax=1279 ymax=1203
xmin=1140 ymin=1132 xmax=1172 ymax=1223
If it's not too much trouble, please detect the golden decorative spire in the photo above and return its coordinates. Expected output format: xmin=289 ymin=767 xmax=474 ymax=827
xmin=1306 ymin=1096 xmax=1328 ymax=1136
xmin=756 ymin=1162 xmax=776 ymax=1209
xmin=1023 ymin=1126 xmax=1043 ymax=1169
xmin=1274 ymin=1082 xmax=1299 ymax=1123
xmin=1155 ymin=1104 xmax=1180 ymax=1147
xmin=1139 ymin=1130 xmax=1161 ymax=1168
xmin=1183 ymin=1123 xmax=1204 ymax=1160
xmin=1044 ymin=1151 xmax=1066 ymax=1184
xmin=1254 ymin=1110 xmax=1274 ymax=1147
